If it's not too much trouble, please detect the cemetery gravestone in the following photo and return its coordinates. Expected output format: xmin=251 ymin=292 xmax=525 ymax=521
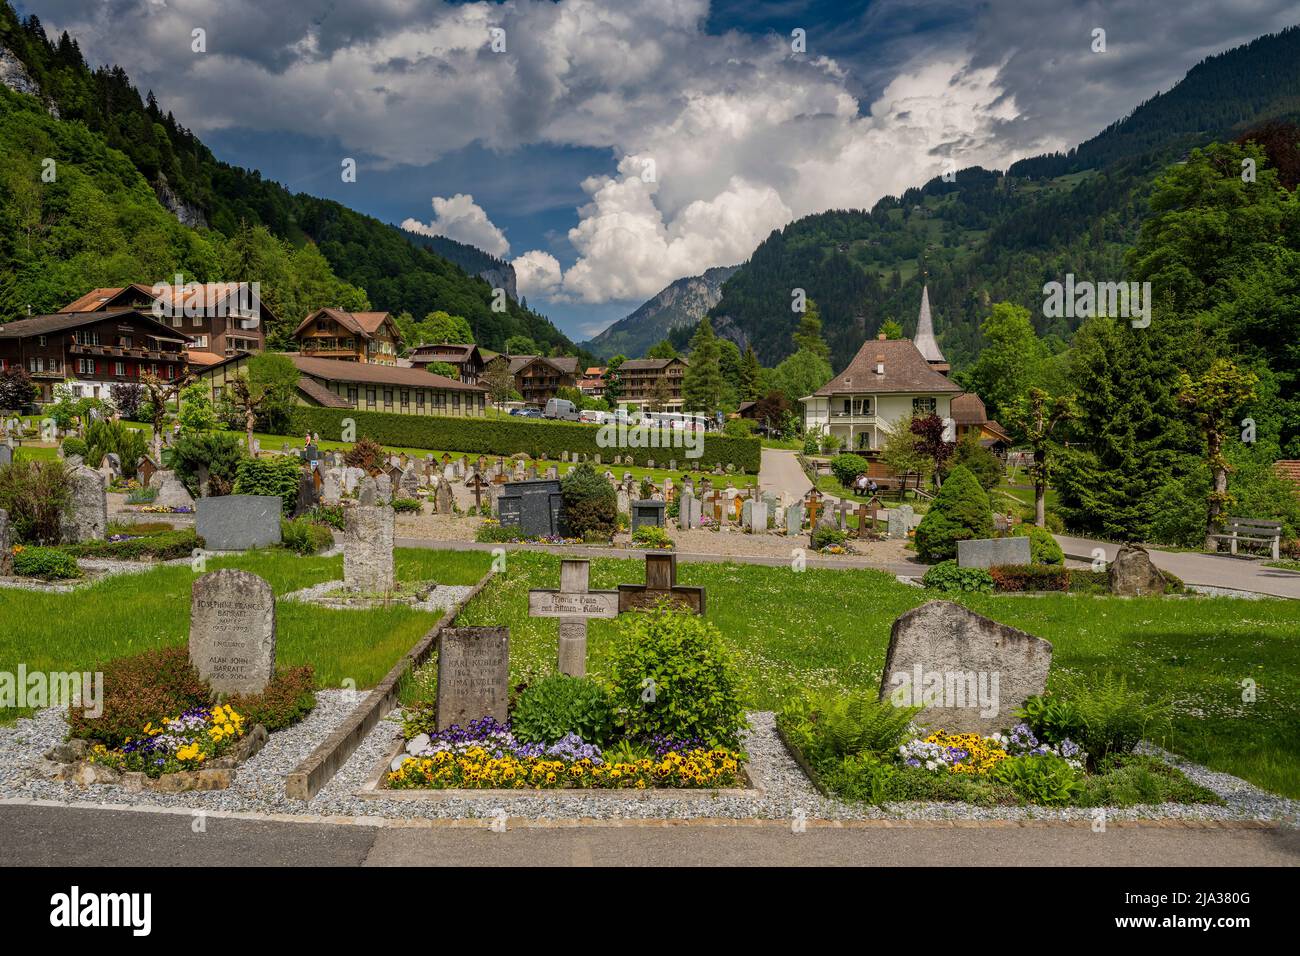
xmin=189 ymin=570 xmax=276 ymax=696
xmin=62 ymin=466 xmax=107 ymax=543
xmin=617 ymin=551 xmax=705 ymax=614
xmin=631 ymin=499 xmax=666 ymax=531
xmin=345 ymin=505 xmax=394 ymax=593
xmin=956 ymin=536 xmax=1031 ymax=569
xmin=878 ymin=600 xmax=1052 ymax=734
xmin=785 ymin=503 xmax=804 ymax=535
xmin=0 ymin=445 xmax=11 ymax=469
xmin=678 ymin=493 xmax=700 ymax=530
xmin=436 ymin=627 xmax=510 ymax=730
xmin=1109 ymin=545 xmax=1168 ymax=596
xmin=750 ymin=499 xmax=768 ymax=533
xmin=196 ymin=495 xmax=283 ymax=550
xmin=528 ymin=559 xmax=619 ymax=677
xmin=497 ymin=479 xmax=564 ymax=537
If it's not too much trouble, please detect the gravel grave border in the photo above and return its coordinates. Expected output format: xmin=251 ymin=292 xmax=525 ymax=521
xmin=1 ymin=695 xmax=1295 ymax=825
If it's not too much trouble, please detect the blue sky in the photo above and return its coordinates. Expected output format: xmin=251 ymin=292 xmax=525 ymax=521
xmin=20 ymin=1 xmax=1300 ymax=342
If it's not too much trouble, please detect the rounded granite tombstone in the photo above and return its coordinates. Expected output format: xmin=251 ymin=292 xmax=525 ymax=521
xmin=189 ymin=569 xmax=277 ymax=696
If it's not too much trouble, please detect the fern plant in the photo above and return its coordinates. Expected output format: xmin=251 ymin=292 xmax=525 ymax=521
xmin=780 ymin=690 xmax=919 ymax=763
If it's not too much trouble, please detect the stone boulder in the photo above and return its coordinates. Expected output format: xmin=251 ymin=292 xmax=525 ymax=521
xmin=1108 ymin=545 xmax=1167 ymax=596
xmin=153 ymin=474 xmax=196 ymax=510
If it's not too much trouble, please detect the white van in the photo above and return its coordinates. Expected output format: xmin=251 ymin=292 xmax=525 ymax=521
xmin=544 ymin=398 xmax=580 ymax=421
xmin=579 ymin=409 xmax=607 ymax=425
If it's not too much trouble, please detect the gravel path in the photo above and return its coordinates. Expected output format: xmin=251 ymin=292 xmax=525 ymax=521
xmin=1 ymin=698 xmax=1294 ymax=824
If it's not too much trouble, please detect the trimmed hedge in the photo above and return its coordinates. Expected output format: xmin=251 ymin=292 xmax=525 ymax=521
xmin=989 ymin=564 xmax=1070 ymax=592
xmin=291 ymin=407 xmax=761 ymax=473
xmin=62 ymin=529 xmax=202 ymax=561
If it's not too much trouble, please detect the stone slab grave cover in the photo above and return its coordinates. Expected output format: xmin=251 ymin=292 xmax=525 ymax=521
xmin=189 ymin=569 xmax=276 ymax=695
xmin=878 ymin=600 xmax=1052 ymax=734
xmin=630 ymin=499 xmax=665 ymax=531
xmin=956 ymin=536 xmax=1031 ymax=569
xmin=497 ymin=478 xmax=564 ymax=538
xmin=344 ymin=505 xmax=395 ymax=593
xmin=61 ymin=465 xmax=106 ymax=543
xmin=436 ymin=627 xmax=510 ymax=730
xmin=196 ymin=495 xmax=283 ymax=551
xmin=528 ymin=559 xmax=619 ymax=676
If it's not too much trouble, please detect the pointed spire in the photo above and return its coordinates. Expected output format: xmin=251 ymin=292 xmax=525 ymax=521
xmin=912 ymin=285 xmax=946 ymax=365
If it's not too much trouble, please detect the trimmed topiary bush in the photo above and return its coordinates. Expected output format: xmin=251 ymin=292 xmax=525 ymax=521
xmin=280 ymin=518 xmax=334 ymax=555
xmin=167 ymin=431 xmax=246 ymax=498
xmin=13 ymin=545 xmax=81 ymax=580
xmin=1013 ymin=523 xmax=1064 ymax=564
xmin=914 ymin=465 xmax=994 ymax=562
xmin=84 ymin=419 xmax=148 ymax=478
xmin=60 ymin=437 xmax=88 ymax=459
xmin=829 ymin=453 xmax=870 ymax=489
xmin=607 ymin=605 xmax=747 ymax=749
xmin=989 ymin=563 xmax=1070 ymax=592
xmin=561 ymin=463 xmax=617 ymax=538
xmin=233 ymin=456 xmax=301 ymax=514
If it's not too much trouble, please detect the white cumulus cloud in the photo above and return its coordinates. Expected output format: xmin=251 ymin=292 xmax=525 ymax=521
xmin=401 ymin=193 xmax=510 ymax=258
xmin=511 ymin=249 xmax=564 ymax=298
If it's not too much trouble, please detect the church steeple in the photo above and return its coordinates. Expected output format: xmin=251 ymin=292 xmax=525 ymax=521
xmin=912 ymin=285 xmax=949 ymax=374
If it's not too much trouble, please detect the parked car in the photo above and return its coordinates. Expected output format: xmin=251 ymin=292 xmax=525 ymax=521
xmin=518 ymin=407 xmax=544 ymax=418
xmin=544 ymin=398 xmax=580 ymax=421
xmin=579 ymin=409 xmax=607 ymax=424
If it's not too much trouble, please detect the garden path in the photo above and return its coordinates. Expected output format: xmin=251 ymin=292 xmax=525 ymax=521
xmin=1057 ymin=535 xmax=1300 ymax=599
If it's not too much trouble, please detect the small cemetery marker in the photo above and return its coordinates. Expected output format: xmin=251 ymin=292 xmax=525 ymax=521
xmin=617 ymin=552 xmax=705 ymax=614
xmin=436 ymin=627 xmax=510 ymax=729
xmin=528 ymin=559 xmax=619 ymax=677
xmin=467 ymin=472 xmax=488 ymax=510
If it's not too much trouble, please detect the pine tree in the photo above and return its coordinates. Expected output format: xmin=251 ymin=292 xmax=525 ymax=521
xmin=739 ymin=345 xmax=761 ymax=402
xmin=681 ymin=318 xmax=723 ymax=413
xmin=792 ymin=299 xmax=830 ymax=360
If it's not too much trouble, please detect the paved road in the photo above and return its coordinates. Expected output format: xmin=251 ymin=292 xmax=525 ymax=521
xmin=1057 ymin=535 xmax=1300 ymax=599
xmin=757 ymin=447 xmax=812 ymax=503
xmin=2 ymin=805 xmax=1296 ymax=866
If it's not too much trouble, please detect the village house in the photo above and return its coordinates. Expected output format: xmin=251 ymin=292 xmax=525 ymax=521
xmin=193 ymin=352 xmax=488 ymax=417
xmin=291 ymin=308 xmax=401 ymax=365
xmin=58 ymin=283 xmax=268 ymax=364
xmin=617 ymin=357 xmax=689 ymax=407
xmin=949 ymin=392 xmax=1014 ymax=456
xmin=578 ymin=366 xmax=606 ymax=398
xmin=0 ymin=310 xmax=190 ymax=403
xmin=482 ymin=354 xmax=580 ymax=406
xmin=800 ymin=287 xmax=963 ymax=451
xmin=406 ymin=343 xmax=487 ymax=383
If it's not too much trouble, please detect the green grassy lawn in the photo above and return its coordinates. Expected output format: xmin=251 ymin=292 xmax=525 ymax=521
xmin=450 ymin=551 xmax=1300 ymax=797
xmin=13 ymin=445 xmax=58 ymax=462
xmin=0 ymin=548 xmax=493 ymax=724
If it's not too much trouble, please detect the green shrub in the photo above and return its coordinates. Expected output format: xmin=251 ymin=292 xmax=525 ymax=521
xmin=343 ymin=436 xmax=385 ymax=474
xmin=809 ymin=525 xmax=848 ymax=551
xmin=84 ymin=419 xmax=148 ymax=478
xmin=561 ymin=463 xmax=617 ymax=538
xmin=475 ymin=521 xmax=523 ymax=543
xmin=914 ymin=465 xmax=994 ymax=562
xmin=67 ymin=645 xmax=212 ymax=747
xmin=608 ymin=605 xmax=747 ymax=748
xmin=945 ymin=433 xmax=1003 ymax=490
xmin=280 ymin=518 xmax=334 ymax=555
xmin=0 ymin=460 xmax=72 ymax=544
xmin=61 ymin=529 xmax=201 ymax=561
xmin=233 ymin=456 xmax=301 ymax=514
xmin=226 ymin=666 xmax=317 ymax=731
xmin=921 ymin=559 xmax=993 ymax=593
xmin=989 ymin=563 xmax=1070 ymax=591
xmin=306 ymin=504 xmax=346 ymax=530
xmin=778 ymin=691 xmax=918 ymax=764
xmin=829 ymin=453 xmax=869 ymax=488
xmin=1043 ymin=511 xmax=1065 ymax=534
xmin=166 ymin=431 xmax=246 ymax=498
xmin=13 ymin=545 xmax=80 ymax=579
xmin=631 ymin=525 xmax=673 ymax=549
xmin=1013 ymin=524 xmax=1064 ymax=564
xmin=391 ymin=497 xmax=423 ymax=514
xmin=510 ymin=674 xmax=614 ymax=745
xmin=991 ymin=755 xmax=1083 ymax=805
xmin=60 ymin=437 xmax=88 ymax=459
xmin=125 ymin=486 xmax=158 ymax=505
xmin=1014 ymin=694 xmax=1082 ymax=745
xmin=1075 ymin=754 xmax=1223 ymax=807
xmin=1020 ymin=674 xmax=1172 ymax=766
xmin=292 ymin=407 xmax=761 ymax=472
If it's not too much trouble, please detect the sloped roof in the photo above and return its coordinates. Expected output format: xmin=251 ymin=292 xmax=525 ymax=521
xmin=61 ymin=283 xmax=275 ymax=325
xmin=184 ymin=350 xmax=228 ymax=367
xmin=292 ymin=308 xmax=395 ymax=340
xmin=0 ymin=309 xmax=192 ymax=343
xmin=296 ymin=376 xmax=353 ymax=408
xmin=812 ymin=338 xmax=963 ymax=397
xmin=913 ymin=285 xmax=946 ymax=364
xmin=504 ymin=354 xmax=579 ymax=376
xmin=410 ymin=343 xmax=479 ymax=362
xmin=621 ymin=357 xmax=688 ymax=371
xmin=1274 ymin=460 xmax=1300 ymax=488
xmin=59 ymin=286 xmax=142 ymax=313
xmin=288 ymin=353 xmax=484 ymax=392
xmin=950 ymin=392 xmax=989 ymax=425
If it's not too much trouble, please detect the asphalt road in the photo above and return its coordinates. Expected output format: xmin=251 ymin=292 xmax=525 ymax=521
xmin=2 ymin=805 xmax=1296 ymax=867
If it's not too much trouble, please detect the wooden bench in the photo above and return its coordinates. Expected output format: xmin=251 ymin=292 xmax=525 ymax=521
xmin=1208 ymin=517 xmax=1282 ymax=560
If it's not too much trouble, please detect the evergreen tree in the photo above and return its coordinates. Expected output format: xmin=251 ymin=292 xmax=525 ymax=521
xmin=681 ymin=317 xmax=723 ymax=412
xmin=792 ymin=298 xmax=831 ymax=360
xmin=738 ymin=345 xmax=761 ymax=402
xmin=646 ymin=339 xmax=678 ymax=359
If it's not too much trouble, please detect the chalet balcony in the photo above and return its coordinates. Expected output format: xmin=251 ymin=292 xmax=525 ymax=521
xmin=829 ymin=410 xmax=880 ymax=424
xmin=69 ymin=343 xmax=180 ymax=361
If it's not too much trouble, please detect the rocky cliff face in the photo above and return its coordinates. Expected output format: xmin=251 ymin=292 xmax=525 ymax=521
xmin=583 ymin=264 xmax=740 ymax=358
xmin=1 ymin=44 xmax=57 ymax=116
xmin=154 ymin=173 xmax=209 ymax=230
xmin=478 ymin=264 xmax=518 ymax=301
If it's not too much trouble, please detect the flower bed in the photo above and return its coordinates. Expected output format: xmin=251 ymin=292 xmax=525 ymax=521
xmin=776 ymin=679 xmax=1224 ymax=808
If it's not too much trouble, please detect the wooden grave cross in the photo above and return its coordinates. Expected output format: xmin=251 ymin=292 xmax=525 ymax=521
xmin=528 ymin=558 xmax=619 ymax=677
xmin=617 ymin=552 xmax=705 ymax=615
xmin=805 ymin=493 xmax=823 ymax=528
xmin=709 ymin=491 xmax=725 ymax=524
xmin=467 ymin=472 xmax=488 ymax=510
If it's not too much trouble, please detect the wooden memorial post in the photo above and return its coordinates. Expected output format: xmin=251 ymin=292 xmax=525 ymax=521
xmin=617 ymin=552 xmax=705 ymax=614
xmin=528 ymin=558 xmax=619 ymax=677
xmin=467 ymin=473 xmax=488 ymax=510
xmin=805 ymin=491 xmax=823 ymax=528
xmin=709 ymin=491 xmax=724 ymax=525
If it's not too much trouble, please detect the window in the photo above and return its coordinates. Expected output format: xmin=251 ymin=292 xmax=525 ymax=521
xmin=416 ymin=391 xmax=425 ymax=411
xmin=853 ymin=397 xmax=873 ymax=416
xmin=366 ymin=388 xmax=376 ymax=409
xmin=78 ymin=358 xmax=94 ymax=375
xmin=191 ymin=335 xmax=208 ymax=348
xmin=400 ymin=390 xmax=409 ymax=409
xmin=452 ymin=393 xmax=461 ymax=412
xmin=37 ymin=335 xmax=47 ymax=346
xmin=192 ymin=316 xmax=203 ymax=327
xmin=75 ymin=330 xmax=100 ymax=346
xmin=433 ymin=392 xmax=446 ymax=409
xmin=383 ymin=389 xmax=393 ymax=407
xmin=113 ymin=361 xmax=125 ymax=377
xmin=347 ymin=387 xmax=358 ymax=406
xmin=118 ymin=336 xmax=133 ymax=348
xmin=913 ymin=397 xmax=937 ymax=415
